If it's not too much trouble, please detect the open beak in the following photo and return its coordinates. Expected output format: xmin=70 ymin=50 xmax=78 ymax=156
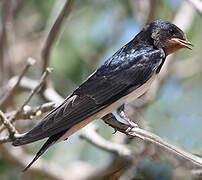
xmin=170 ymin=38 xmax=194 ymax=50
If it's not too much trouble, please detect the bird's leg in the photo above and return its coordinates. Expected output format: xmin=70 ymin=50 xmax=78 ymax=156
xmin=117 ymin=104 xmax=138 ymax=132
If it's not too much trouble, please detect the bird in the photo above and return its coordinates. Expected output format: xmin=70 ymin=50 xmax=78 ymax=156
xmin=12 ymin=19 xmax=193 ymax=171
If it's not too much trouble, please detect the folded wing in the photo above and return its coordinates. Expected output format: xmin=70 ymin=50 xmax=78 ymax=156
xmin=13 ymin=45 xmax=165 ymax=146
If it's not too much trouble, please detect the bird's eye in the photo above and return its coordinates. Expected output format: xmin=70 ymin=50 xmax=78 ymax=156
xmin=169 ymin=28 xmax=174 ymax=35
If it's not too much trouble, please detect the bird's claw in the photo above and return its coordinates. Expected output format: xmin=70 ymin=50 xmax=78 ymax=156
xmin=112 ymin=128 xmax=118 ymax=134
xmin=126 ymin=122 xmax=138 ymax=133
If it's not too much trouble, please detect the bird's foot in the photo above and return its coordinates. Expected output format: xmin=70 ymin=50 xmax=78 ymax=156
xmin=112 ymin=127 xmax=118 ymax=134
xmin=117 ymin=104 xmax=138 ymax=133
xmin=125 ymin=121 xmax=138 ymax=133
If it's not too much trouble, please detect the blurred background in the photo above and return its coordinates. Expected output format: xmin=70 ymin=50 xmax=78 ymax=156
xmin=0 ymin=0 xmax=202 ymax=179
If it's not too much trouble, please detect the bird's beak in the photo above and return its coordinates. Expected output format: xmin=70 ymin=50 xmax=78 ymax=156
xmin=170 ymin=38 xmax=194 ymax=50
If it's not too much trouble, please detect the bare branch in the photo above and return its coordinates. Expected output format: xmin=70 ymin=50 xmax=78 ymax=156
xmin=0 ymin=110 xmax=25 ymax=143
xmin=0 ymin=110 xmax=17 ymax=137
xmin=102 ymin=113 xmax=202 ymax=167
xmin=20 ymin=102 xmax=57 ymax=119
xmin=0 ymin=58 xmax=36 ymax=109
xmin=10 ymin=67 xmax=53 ymax=121
xmin=41 ymin=0 xmax=75 ymax=73
xmin=3 ymin=102 xmax=56 ymax=121
xmin=0 ymin=67 xmax=52 ymax=133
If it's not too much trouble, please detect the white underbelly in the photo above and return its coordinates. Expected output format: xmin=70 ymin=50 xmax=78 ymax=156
xmin=56 ymin=74 xmax=157 ymax=143
xmin=96 ymin=73 xmax=157 ymax=117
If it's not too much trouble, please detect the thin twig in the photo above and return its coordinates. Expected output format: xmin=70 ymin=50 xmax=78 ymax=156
xmin=102 ymin=113 xmax=202 ymax=167
xmin=0 ymin=110 xmax=24 ymax=143
xmin=5 ymin=102 xmax=57 ymax=120
xmin=10 ymin=67 xmax=53 ymax=121
xmin=0 ymin=102 xmax=56 ymax=122
xmin=41 ymin=0 xmax=75 ymax=73
xmin=0 ymin=57 xmax=36 ymax=109
xmin=0 ymin=67 xmax=52 ymax=133
xmin=0 ymin=110 xmax=17 ymax=137
xmin=19 ymin=102 xmax=57 ymax=119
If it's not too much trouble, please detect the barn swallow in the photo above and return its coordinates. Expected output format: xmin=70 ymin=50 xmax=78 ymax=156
xmin=12 ymin=19 xmax=193 ymax=171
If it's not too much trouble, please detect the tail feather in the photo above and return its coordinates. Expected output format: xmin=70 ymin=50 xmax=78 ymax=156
xmin=22 ymin=130 xmax=67 ymax=171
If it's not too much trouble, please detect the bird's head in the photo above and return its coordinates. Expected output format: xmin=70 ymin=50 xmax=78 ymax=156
xmin=136 ymin=19 xmax=193 ymax=55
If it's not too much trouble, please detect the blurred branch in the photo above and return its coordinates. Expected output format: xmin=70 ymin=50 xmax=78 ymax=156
xmin=43 ymin=82 xmax=64 ymax=103
xmin=0 ymin=135 xmax=13 ymax=143
xmin=0 ymin=67 xmax=52 ymax=133
xmin=0 ymin=143 xmax=99 ymax=180
xmin=41 ymin=0 xmax=74 ymax=73
xmin=0 ymin=57 xmax=36 ymax=109
xmin=191 ymin=169 xmax=202 ymax=177
xmin=10 ymin=67 xmax=53 ymax=122
xmin=102 ymin=113 xmax=202 ymax=167
xmin=86 ymin=156 xmax=132 ymax=180
xmin=186 ymin=0 xmax=202 ymax=16
xmin=131 ymin=0 xmax=159 ymax=27
xmin=80 ymin=124 xmax=131 ymax=156
xmin=0 ymin=0 xmax=10 ymax=87
xmin=4 ymin=102 xmax=57 ymax=121
xmin=7 ymin=76 xmax=64 ymax=103
xmin=172 ymin=1 xmax=196 ymax=31
xmin=0 ymin=144 xmax=69 ymax=180
xmin=0 ymin=67 xmax=53 ymax=141
xmin=0 ymin=134 xmax=23 ymax=144
xmin=0 ymin=0 xmax=19 ymax=87
xmin=130 ymin=0 xmax=150 ymax=27
xmin=172 ymin=57 xmax=201 ymax=79
xmin=146 ymin=0 xmax=159 ymax=24
xmin=80 ymin=123 xmax=132 ymax=180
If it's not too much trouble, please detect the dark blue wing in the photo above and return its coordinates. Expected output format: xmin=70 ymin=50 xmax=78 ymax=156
xmin=13 ymin=44 xmax=165 ymax=145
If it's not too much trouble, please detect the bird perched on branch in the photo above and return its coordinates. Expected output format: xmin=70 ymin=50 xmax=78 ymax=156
xmin=13 ymin=19 xmax=193 ymax=171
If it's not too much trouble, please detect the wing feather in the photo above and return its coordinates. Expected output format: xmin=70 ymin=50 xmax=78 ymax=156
xmin=13 ymin=45 xmax=165 ymax=146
